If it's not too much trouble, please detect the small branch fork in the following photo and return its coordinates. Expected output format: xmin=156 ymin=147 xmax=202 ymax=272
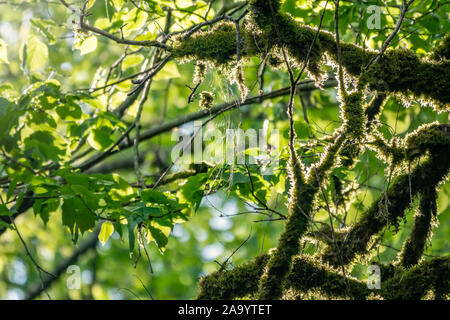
xmin=58 ymin=0 xmax=171 ymax=51
xmin=243 ymin=163 xmax=286 ymax=220
xmin=180 ymin=8 xmax=248 ymax=42
xmin=367 ymin=0 xmax=415 ymax=68
xmin=183 ymin=7 xmax=249 ymax=102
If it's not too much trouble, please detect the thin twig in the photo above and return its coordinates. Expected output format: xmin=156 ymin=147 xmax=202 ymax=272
xmin=367 ymin=0 xmax=415 ymax=67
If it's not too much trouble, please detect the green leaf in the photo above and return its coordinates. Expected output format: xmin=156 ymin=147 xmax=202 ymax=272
xmin=62 ymin=197 xmax=96 ymax=235
xmin=0 ymin=204 xmax=10 ymax=216
xmin=141 ymin=189 xmax=171 ymax=205
xmin=153 ymin=61 xmax=181 ymax=80
xmin=127 ymin=215 xmax=141 ymax=256
xmin=87 ymin=126 xmax=114 ymax=150
xmin=121 ymin=9 xmax=148 ymax=37
xmin=111 ymin=0 xmax=124 ymax=11
xmin=230 ymin=169 xmax=270 ymax=203
xmin=178 ymin=173 xmax=207 ymax=212
xmin=56 ymin=104 xmax=82 ymax=120
xmin=25 ymin=37 xmax=48 ymax=72
xmin=62 ymin=197 xmax=77 ymax=232
xmin=33 ymin=198 xmax=60 ymax=225
xmin=148 ymin=219 xmax=172 ymax=253
xmin=14 ymin=192 xmax=25 ymax=211
xmin=99 ymin=221 xmax=115 ymax=245
xmin=0 ymin=39 xmax=9 ymax=64
xmin=94 ymin=18 xmax=111 ymax=29
xmin=76 ymin=36 xmax=97 ymax=55
xmin=224 ymin=172 xmax=249 ymax=184
xmin=0 ymin=220 xmax=13 ymax=230
xmin=127 ymin=202 xmax=163 ymax=218
xmin=23 ymin=130 xmax=65 ymax=163
xmin=6 ymin=178 xmax=17 ymax=201
xmin=114 ymin=219 xmax=123 ymax=239
xmin=419 ymin=15 xmax=441 ymax=34
xmin=122 ymin=54 xmax=144 ymax=70
xmin=77 ymin=209 xmax=96 ymax=233
xmin=30 ymin=18 xmax=56 ymax=44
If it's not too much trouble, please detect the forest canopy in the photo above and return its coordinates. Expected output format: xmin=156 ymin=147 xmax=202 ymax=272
xmin=0 ymin=0 xmax=449 ymax=300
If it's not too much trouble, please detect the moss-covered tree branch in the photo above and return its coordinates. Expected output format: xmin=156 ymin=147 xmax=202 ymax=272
xmin=197 ymin=253 xmax=450 ymax=300
xmin=398 ymin=187 xmax=437 ymax=268
xmin=321 ymin=124 xmax=450 ymax=267
xmin=256 ymin=81 xmax=374 ymax=299
xmin=172 ymin=0 xmax=450 ymax=110
xmin=196 ymin=254 xmax=270 ymax=300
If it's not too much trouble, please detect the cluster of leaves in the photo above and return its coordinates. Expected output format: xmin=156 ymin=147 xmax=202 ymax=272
xmin=0 ymin=77 xmax=199 ymax=256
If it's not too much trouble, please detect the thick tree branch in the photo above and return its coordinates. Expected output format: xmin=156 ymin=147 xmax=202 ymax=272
xmin=173 ymin=0 xmax=449 ymax=109
xmin=321 ymin=124 xmax=450 ymax=267
xmin=197 ymin=253 xmax=449 ymax=300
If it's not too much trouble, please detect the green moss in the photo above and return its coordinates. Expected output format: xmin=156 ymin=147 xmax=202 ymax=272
xmin=196 ymin=251 xmax=449 ymax=300
xmin=249 ymin=0 xmax=327 ymax=83
xmin=338 ymin=141 xmax=360 ymax=167
xmin=368 ymin=133 xmax=405 ymax=166
xmin=266 ymin=52 xmax=284 ymax=68
xmin=404 ymin=122 xmax=450 ymax=161
xmin=341 ymin=91 xmax=365 ymax=140
xmin=196 ymin=255 xmax=270 ymax=300
xmin=173 ymin=22 xmax=242 ymax=66
xmin=199 ymin=91 xmax=214 ymax=109
xmin=339 ymin=93 xmax=386 ymax=167
xmin=257 ymin=165 xmax=314 ymax=299
xmin=307 ymin=130 xmax=345 ymax=187
xmin=258 ymin=129 xmax=346 ymax=299
xmin=359 ymin=49 xmax=450 ymax=111
xmin=322 ymin=146 xmax=449 ymax=267
xmin=248 ymin=0 xmax=282 ymax=31
xmin=398 ymin=189 xmax=437 ymax=268
xmin=364 ymin=94 xmax=386 ymax=131
xmin=259 ymin=127 xmax=347 ymax=299
xmin=320 ymin=35 xmax=377 ymax=76
xmin=274 ymin=15 xmax=325 ymax=81
xmin=258 ymin=2 xmax=449 ymax=109
xmin=369 ymin=123 xmax=450 ymax=168
xmin=288 ymin=255 xmax=449 ymax=300
xmin=288 ymin=255 xmax=369 ymax=299
xmin=182 ymin=0 xmax=450 ymax=300
xmin=430 ymin=32 xmax=450 ymax=61
xmin=381 ymin=257 xmax=450 ymax=300
xmin=376 ymin=262 xmax=397 ymax=282
xmin=257 ymin=143 xmax=315 ymax=299
xmin=331 ymin=174 xmax=345 ymax=210
xmin=174 ymin=0 xmax=449 ymax=109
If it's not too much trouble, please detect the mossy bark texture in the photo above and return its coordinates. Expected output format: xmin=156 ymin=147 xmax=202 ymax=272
xmin=172 ymin=0 xmax=450 ymax=300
